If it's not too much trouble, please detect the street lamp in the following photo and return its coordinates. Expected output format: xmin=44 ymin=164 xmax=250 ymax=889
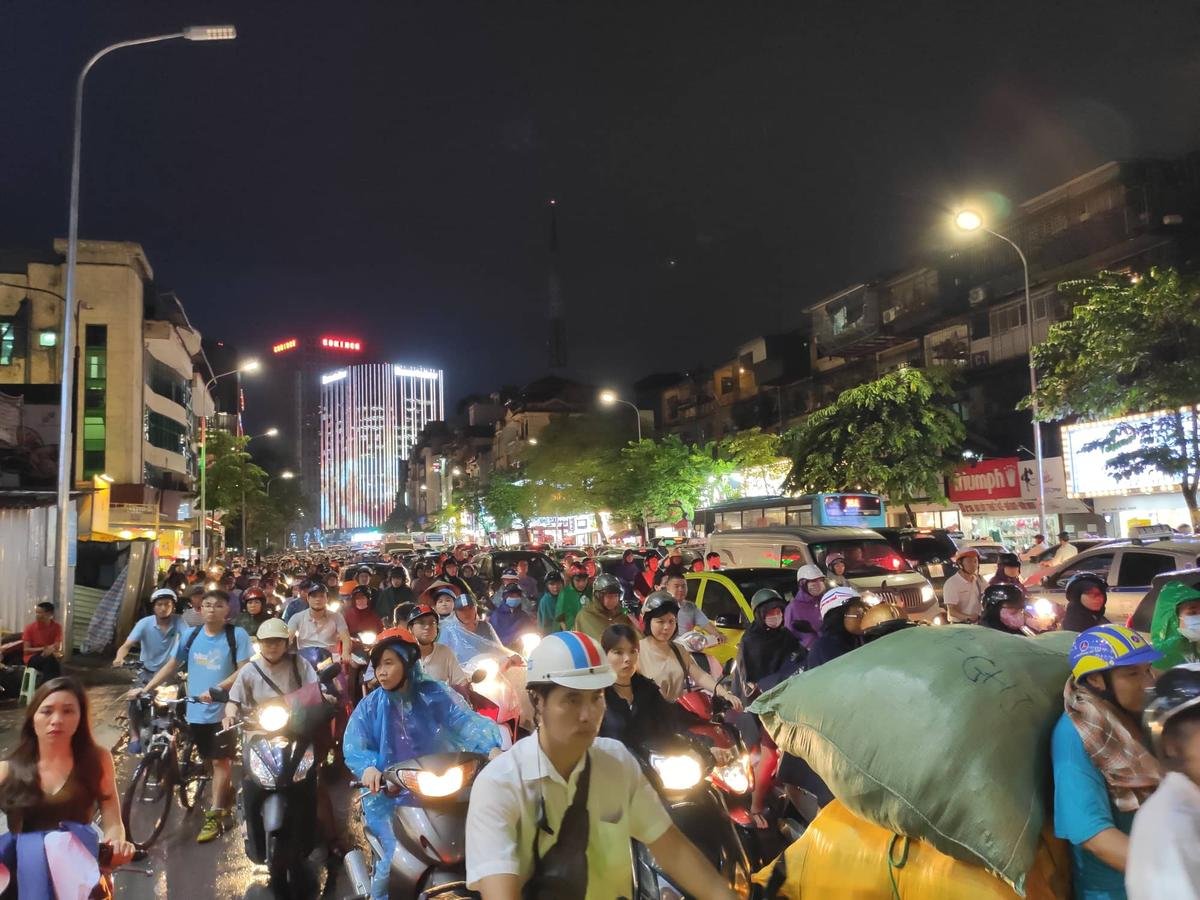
xmin=240 ymin=427 xmax=279 ymax=552
xmin=955 ymin=209 xmax=1046 ymax=534
xmin=198 ymin=359 xmax=259 ymax=565
xmin=55 ymin=25 xmax=237 ymax=644
xmin=599 ymin=390 xmax=649 ymax=544
xmin=267 ymin=471 xmax=294 ymax=496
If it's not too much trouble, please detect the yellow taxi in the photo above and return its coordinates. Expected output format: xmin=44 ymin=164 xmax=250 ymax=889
xmin=683 ymin=568 xmax=801 ymax=664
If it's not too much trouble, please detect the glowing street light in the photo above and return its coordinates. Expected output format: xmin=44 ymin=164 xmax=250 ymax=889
xmin=598 ymin=389 xmax=648 ymax=543
xmin=954 ymin=208 xmax=1045 ymax=533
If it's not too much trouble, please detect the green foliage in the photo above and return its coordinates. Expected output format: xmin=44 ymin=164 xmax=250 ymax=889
xmin=204 ymin=430 xmax=267 ymax=514
xmin=482 ymin=474 xmax=538 ymax=532
xmin=615 ymin=435 xmax=728 ymax=522
xmin=1028 ymin=267 xmax=1200 ymax=519
xmin=718 ymin=428 xmax=783 ymax=470
xmin=522 ymin=415 xmax=629 ymax=517
xmin=784 ymin=367 xmax=965 ymax=510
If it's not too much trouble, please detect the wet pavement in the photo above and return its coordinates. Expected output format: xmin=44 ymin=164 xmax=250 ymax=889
xmin=0 ymin=681 xmax=365 ymax=900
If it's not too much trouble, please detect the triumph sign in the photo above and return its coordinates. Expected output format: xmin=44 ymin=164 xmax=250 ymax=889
xmin=948 ymin=457 xmax=1022 ymax=502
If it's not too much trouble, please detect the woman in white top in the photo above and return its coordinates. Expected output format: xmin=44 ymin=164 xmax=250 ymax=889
xmin=636 ymin=592 xmax=742 ymax=708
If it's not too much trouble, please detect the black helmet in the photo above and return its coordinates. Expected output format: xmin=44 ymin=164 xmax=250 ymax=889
xmin=592 ymin=573 xmax=622 ymax=596
xmin=641 ymin=591 xmax=680 ymax=636
xmin=544 ymin=570 xmax=564 ymax=585
xmin=388 ymin=566 xmax=408 ymax=582
xmin=1144 ymin=663 xmax=1200 ymax=757
xmin=982 ymin=583 xmax=1026 ymax=612
xmin=1065 ymin=572 xmax=1108 ymax=607
xmin=998 ymin=553 xmax=1021 ymax=569
xmin=750 ymin=588 xmax=786 ymax=614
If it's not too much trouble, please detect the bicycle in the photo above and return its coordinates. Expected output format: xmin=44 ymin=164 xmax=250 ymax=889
xmin=120 ymin=689 xmax=213 ymax=850
xmin=111 ymin=659 xmax=147 ymax=756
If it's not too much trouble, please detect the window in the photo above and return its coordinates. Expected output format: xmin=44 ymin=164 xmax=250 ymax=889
xmin=1116 ymin=552 xmax=1178 ymax=588
xmin=989 ymin=303 xmax=1027 ymax=334
xmin=1049 ymin=553 xmax=1115 ymax=588
xmin=0 ymin=319 xmax=14 ymax=366
xmin=698 ymin=581 xmax=746 ymax=628
xmin=145 ymin=410 xmax=189 ymax=455
xmin=720 ymin=376 xmax=735 ymax=394
xmin=147 ymin=356 xmax=191 ymax=407
xmin=686 ymin=577 xmax=701 ymax=603
xmin=780 ymin=544 xmax=805 ymax=568
xmin=82 ymin=325 xmax=107 ymax=478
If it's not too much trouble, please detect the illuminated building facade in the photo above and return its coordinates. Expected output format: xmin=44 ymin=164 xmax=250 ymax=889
xmin=319 ymin=363 xmax=444 ymax=530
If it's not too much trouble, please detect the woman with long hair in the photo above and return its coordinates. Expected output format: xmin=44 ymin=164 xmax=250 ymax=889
xmin=635 ymin=592 xmax=742 ymax=709
xmin=599 ymin=623 xmax=681 ymax=748
xmin=0 ymin=677 xmax=134 ymax=892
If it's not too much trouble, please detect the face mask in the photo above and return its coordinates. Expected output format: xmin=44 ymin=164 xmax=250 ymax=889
xmin=1179 ymin=614 xmax=1200 ymax=642
xmin=999 ymin=608 xmax=1026 ymax=630
xmin=505 ymin=597 xmax=522 ymax=608
xmin=764 ymin=612 xmax=784 ymax=629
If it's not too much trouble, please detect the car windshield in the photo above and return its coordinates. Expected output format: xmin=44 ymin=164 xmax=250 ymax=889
xmin=903 ymin=534 xmax=962 ymax=562
xmin=970 ymin=545 xmax=1007 ymax=563
xmin=731 ymin=571 xmax=799 ymax=602
xmin=810 ymin=540 xmax=912 ymax=576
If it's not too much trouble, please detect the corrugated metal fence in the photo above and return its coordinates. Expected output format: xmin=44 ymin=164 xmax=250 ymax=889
xmin=0 ymin=505 xmax=65 ymax=636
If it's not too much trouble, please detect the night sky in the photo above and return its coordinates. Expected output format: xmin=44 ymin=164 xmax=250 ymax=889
xmin=4 ymin=1 xmax=1200 ymax=426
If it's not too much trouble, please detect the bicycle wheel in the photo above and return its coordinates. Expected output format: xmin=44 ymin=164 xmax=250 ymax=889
xmin=177 ymin=739 xmax=211 ymax=812
xmin=122 ymin=749 xmax=173 ymax=850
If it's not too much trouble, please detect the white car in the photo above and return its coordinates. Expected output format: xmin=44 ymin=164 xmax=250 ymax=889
xmin=964 ymin=541 xmax=1011 ymax=578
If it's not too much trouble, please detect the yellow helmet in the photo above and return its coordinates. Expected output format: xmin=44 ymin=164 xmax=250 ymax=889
xmin=1069 ymin=624 xmax=1161 ymax=681
xmin=861 ymin=603 xmax=908 ymax=632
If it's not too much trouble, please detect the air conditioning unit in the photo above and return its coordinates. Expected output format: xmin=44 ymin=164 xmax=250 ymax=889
xmin=881 ymin=307 xmax=898 ymax=324
xmin=968 ymin=286 xmax=988 ymax=306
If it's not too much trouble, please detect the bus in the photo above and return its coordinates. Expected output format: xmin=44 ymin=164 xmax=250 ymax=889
xmin=695 ymin=493 xmax=887 ymax=532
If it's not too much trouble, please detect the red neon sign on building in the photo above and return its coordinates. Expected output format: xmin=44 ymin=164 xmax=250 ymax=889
xmin=320 ymin=336 xmax=362 ymax=352
xmin=272 ymin=338 xmax=297 ymax=354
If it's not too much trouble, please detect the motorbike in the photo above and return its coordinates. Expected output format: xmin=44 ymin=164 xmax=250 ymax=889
xmin=460 ymin=654 xmax=523 ymax=747
xmin=230 ymin=660 xmax=340 ymax=900
xmin=632 ymin=733 xmax=754 ymax=900
xmin=298 ymin=644 xmax=354 ymax=763
xmin=342 ymin=751 xmax=488 ymax=899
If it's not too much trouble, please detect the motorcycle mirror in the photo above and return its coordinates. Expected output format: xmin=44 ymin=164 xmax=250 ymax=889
xmin=471 ymin=668 xmax=488 ymax=684
xmin=319 ymin=661 xmax=343 ymax=684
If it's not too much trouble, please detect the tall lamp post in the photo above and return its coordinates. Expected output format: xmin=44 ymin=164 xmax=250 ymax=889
xmin=241 ymin=429 xmax=279 ymax=553
xmin=599 ymin=389 xmax=650 ymax=545
xmin=198 ymin=360 xmax=260 ymax=564
xmin=55 ymin=25 xmax=237 ymax=645
xmin=954 ymin=209 xmax=1047 ymax=535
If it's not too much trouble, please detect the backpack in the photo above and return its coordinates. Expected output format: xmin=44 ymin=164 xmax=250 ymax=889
xmin=181 ymin=623 xmax=239 ymax=673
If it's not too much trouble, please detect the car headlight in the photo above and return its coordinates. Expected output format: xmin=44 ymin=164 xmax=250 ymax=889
xmin=397 ymin=764 xmax=472 ymax=798
xmin=257 ymin=705 xmax=291 ymax=732
xmin=153 ymin=685 xmax=179 ymax=706
xmin=711 ymin=754 xmax=752 ymax=795
xmin=650 ymin=753 xmax=703 ymax=791
xmin=248 ymin=746 xmax=277 ymax=788
xmin=293 ymin=746 xmax=316 ymax=782
xmin=359 ymin=630 xmax=377 ymax=647
xmin=920 ymin=584 xmax=935 ymax=604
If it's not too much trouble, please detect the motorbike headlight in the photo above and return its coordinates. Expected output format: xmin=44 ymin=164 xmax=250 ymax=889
xmin=711 ymin=754 xmax=752 ymax=795
xmin=519 ymin=633 xmax=542 ymax=658
xmin=206 ymin=581 xmax=218 ymax=591
xmin=248 ymin=746 xmax=277 ymax=788
xmin=861 ymin=591 xmax=881 ymax=606
xmin=1032 ymin=597 xmax=1055 ymax=618
xmin=397 ymin=764 xmax=472 ymax=798
xmin=473 ymin=657 xmax=500 ymax=682
xmin=359 ymin=631 xmax=377 ymax=647
xmin=650 ymin=753 xmax=703 ymax=791
xmin=153 ymin=685 xmax=179 ymax=706
xmin=327 ymin=600 xmax=342 ymax=613
xmin=932 ymin=614 xmax=946 ymax=626
xmin=293 ymin=746 xmax=316 ymax=782
xmin=920 ymin=584 xmax=935 ymax=604
xmin=257 ymin=705 xmax=291 ymax=733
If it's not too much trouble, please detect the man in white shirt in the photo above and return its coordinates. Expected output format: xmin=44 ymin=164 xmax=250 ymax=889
xmin=407 ymin=603 xmax=468 ymax=687
xmin=1127 ymin=664 xmax=1200 ymax=900
xmin=1052 ymin=531 xmax=1079 ymax=566
xmin=465 ymin=631 xmax=737 ymax=900
xmin=1020 ymin=533 xmax=1050 ymax=562
xmin=287 ymin=581 xmax=352 ymax=660
xmin=943 ymin=548 xmax=988 ymax=623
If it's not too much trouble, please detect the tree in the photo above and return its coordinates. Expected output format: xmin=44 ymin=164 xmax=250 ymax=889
xmin=482 ymin=474 xmax=539 ymax=537
xmin=203 ymin=430 xmax=269 ymax=548
xmin=784 ymin=367 xmax=966 ymax=523
xmin=1028 ymin=267 xmax=1200 ymax=525
xmin=614 ymin=435 xmax=728 ymax=524
xmin=717 ymin=428 xmax=789 ymax=497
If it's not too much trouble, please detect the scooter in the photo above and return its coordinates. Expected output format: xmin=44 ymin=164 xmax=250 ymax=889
xmin=461 ymin=654 xmax=523 ymax=747
xmin=631 ymin=734 xmax=753 ymax=900
xmin=298 ymin=644 xmax=354 ymax=764
xmin=230 ymin=660 xmax=340 ymax=900
xmin=342 ymin=751 xmax=488 ymax=899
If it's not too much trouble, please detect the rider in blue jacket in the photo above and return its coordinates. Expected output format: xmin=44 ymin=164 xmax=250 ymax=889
xmin=343 ymin=625 xmax=503 ymax=900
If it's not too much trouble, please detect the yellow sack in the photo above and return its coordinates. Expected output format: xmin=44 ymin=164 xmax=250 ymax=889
xmin=752 ymin=801 xmax=1070 ymax=899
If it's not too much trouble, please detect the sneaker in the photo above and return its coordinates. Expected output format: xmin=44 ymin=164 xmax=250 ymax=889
xmin=197 ymin=810 xmax=226 ymax=843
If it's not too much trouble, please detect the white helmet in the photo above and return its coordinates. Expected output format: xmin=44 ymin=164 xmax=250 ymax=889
xmin=150 ymin=587 xmax=178 ymax=604
xmin=526 ymin=631 xmax=615 ymax=690
xmin=819 ymin=586 xmax=862 ymax=618
xmin=796 ymin=564 xmax=825 ymax=583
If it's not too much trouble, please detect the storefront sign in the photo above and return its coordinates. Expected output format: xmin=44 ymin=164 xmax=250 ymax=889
xmin=949 ymin=458 xmax=1022 ymax=502
xmin=1062 ymin=409 xmax=1194 ymax=498
xmin=1017 ymin=457 xmax=1090 ymax=514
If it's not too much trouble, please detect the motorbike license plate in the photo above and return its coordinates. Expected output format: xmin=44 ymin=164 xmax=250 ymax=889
xmin=926 ymin=564 xmax=943 ymax=578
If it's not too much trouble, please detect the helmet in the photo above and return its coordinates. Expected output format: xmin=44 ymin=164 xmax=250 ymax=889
xmin=825 ymin=553 xmax=846 ymax=568
xmin=429 ymin=585 xmax=458 ymax=602
xmin=1065 ymin=572 xmax=1108 ymax=607
xmin=861 ymin=603 xmax=912 ymax=638
xmin=544 ymin=570 xmax=564 ymax=585
xmin=307 ymin=580 xmax=328 ymax=596
xmin=642 ymin=591 xmax=680 ymax=620
xmin=256 ymin=618 xmax=290 ymax=641
xmin=953 ymin=548 xmax=980 ymax=562
xmin=370 ymin=625 xmax=421 ymax=670
xmin=819 ymin=586 xmax=861 ymax=619
xmin=452 ymin=593 xmax=475 ymax=610
xmin=592 ymin=574 xmax=622 ymax=596
xmin=526 ymin=631 xmax=614 ymax=689
xmin=387 ymin=566 xmax=408 ymax=581
xmin=981 ymin=583 xmax=1026 ymax=612
xmin=998 ymin=552 xmax=1021 ymax=569
xmin=796 ymin=564 xmax=825 ymax=583
xmin=406 ymin=603 xmax=438 ymax=626
xmin=502 ymin=583 xmax=525 ymax=597
xmin=500 ymin=568 xmax=519 ymax=581
xmin=1069 ymin=624 xmax=1162 ymax=681
xmin=150 ymin=587 xmax=177 ymax=604
xmin=750 ymin=588 xmax=786 ymax=614
xmin=1144 ymin=663 xmax=1200 ymax=756
xmin=242 ymin=587 xmax=267 ymax=603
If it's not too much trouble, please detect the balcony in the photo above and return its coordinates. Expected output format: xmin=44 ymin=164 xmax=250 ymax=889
xmin=813 ymin=286 xmax=907 ymax=359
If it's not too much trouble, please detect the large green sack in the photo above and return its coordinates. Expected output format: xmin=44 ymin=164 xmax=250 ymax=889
xmin=750 ymin=626 xmax=1075 ymax=896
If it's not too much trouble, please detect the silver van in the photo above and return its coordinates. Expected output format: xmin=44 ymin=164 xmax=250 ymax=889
xmin=706 ymin=526 xmax=942 ymax=623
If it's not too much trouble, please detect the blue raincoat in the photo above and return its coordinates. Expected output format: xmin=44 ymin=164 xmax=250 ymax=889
xmin=343 ymin=670 xmax=502 ymax=899
xmin=437 ymin=614 xmax=512 ymax=663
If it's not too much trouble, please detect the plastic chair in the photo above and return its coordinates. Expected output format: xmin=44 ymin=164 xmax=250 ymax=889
xmin=19 ymin=666 xmax=39 ymax=705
